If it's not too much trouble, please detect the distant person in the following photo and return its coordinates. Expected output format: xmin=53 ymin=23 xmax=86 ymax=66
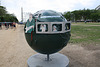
xmin=0 ymin=23 xmax=2 ymax=29
xmin=85 ymin=21 xmax=87 ymax=24
xmin=11 ymin=22 xmax=13 ymax=29
xmin=8 ymin=23 xmax=10 ymax=28
xmin=13 ymin=22 xmax=16 ymax=30
xmin=6 ymin=23 xmax=9 ymax=29
xmin=9 ymin=23 xmax=13 ymax=29
xmin=5 ymin=23 xmax=8 ymax=30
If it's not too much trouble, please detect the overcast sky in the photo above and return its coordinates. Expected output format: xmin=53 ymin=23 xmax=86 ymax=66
xmin=1 ymin=0 xmax=100 ymax=21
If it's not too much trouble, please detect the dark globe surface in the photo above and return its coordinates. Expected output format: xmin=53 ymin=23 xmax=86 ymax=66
xmin=24 ymin=10 xmax=71 ymax=54
xmin=25 ymin=32 xmax=70 ymax=54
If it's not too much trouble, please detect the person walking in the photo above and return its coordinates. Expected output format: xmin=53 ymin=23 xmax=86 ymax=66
xmin=13 ymin=22 xmax=16 ymax=30
xmin=0 ymin=23 xmax=2 ymax=29
xmin=5 ymin=23 xmax=8 ymax=30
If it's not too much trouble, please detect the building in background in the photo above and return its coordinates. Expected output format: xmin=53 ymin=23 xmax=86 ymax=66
xmin=95 ymin=5 xmax=100 ymax=10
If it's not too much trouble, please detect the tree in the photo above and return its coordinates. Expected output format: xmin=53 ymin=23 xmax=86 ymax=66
xmin=72 ymin=10 xmax=82 ymax=21
xmin=0 ymin=6 xmax=7 ymax=16
xmin=0 ymin=6 xmax=18 ymax=22
xmin=63 ymin=9 xmax=100 ymax=22
xmin=91 ymin=13 xmax=99 ymax=22
xmin=63 ymin=11 xmax=71 ymax=21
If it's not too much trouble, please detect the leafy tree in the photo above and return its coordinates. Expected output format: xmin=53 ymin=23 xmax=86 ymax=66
xmin=63 ymin=11 xmax=71 ymax=21
xmin=0 ymin=6 xmax=7 ymax=16
xmin=63 ymin=9 xmax=100 ymax=22
xmin=91 ymin=13 xmax=99 ymax=22
xmin=0 ymin=6 xmax=18 ymax=22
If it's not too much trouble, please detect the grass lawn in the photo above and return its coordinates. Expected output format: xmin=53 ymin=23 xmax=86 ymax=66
xmin=69 ymin=22 xmax=100 ymax=45
xmin=72 ymin=22 xmax=100 ymax=25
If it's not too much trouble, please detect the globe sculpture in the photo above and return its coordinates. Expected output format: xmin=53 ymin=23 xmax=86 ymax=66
xmin=24 ymin=10 xmax=71 ymax=61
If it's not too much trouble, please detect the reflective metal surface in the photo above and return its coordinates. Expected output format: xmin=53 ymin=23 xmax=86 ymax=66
xmin=24 ymin=10 xmax=71 ymax=54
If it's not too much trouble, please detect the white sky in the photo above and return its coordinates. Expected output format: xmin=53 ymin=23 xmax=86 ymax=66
xmin=1 ymin=0 xmax=100 ymax=21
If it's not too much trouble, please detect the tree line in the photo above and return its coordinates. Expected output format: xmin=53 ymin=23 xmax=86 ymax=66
xmin=0 ymin=6 xmax=18 ymax=22
xmin=63 ymin=9 xmax=100 ymax=22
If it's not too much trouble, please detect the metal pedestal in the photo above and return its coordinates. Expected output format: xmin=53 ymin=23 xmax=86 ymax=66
xmin=27 ymin=53 xmax=69 ymax=67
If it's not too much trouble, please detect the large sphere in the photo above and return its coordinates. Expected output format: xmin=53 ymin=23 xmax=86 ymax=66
xmin=24 ymin=10 xmax=71 ymax=54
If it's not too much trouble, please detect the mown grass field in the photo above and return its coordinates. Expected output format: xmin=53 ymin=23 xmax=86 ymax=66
xmin=72 ymin=22 xmax=100 ymax=25
xmin=69 ymin=22 xmax=100 ymax=45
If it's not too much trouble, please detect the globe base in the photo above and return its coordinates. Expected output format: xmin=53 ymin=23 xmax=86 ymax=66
xmin=27 ymin=53 xmax=69 ymax=67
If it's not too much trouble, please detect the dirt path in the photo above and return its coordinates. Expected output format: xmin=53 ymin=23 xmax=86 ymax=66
xmin=0 ymin=25 xmax=36 ymax=67
xmin=60 ymin=44 xmax=100 ymax=67
xmin=0 ymin=25 xmax=100 ymax=67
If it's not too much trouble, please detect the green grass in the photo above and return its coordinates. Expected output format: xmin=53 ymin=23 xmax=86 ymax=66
xmin=69 ymin=23 xmax=100 ymax=45
xmin=72 ymin=22 xmax=100 ymax=25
